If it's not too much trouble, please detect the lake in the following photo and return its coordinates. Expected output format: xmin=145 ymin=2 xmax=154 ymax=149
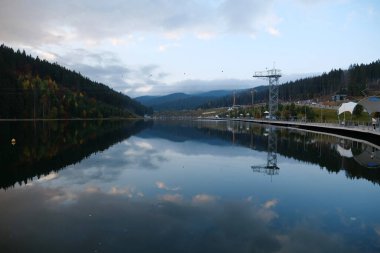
xmin=0 ymin=119 xmax=380 ymax=253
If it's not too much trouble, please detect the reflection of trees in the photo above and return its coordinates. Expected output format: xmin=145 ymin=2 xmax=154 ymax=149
xmin=0 ymin=120 xmax=152 ymax=190
xmin=191 ymin=121 xmax=380 ymax=185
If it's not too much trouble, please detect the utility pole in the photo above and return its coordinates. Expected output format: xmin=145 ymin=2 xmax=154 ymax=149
xmin=253 ymin=68 xmax=281 ymax=119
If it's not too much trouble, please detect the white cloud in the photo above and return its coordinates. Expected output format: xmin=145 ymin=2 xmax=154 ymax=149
xmin=267 ymin=27 xmax=280 ymax=36
xmin=156 ymin=181 xmax=181 ymax=191
xmin=219 ymin=0 xmax=276 ymax=34
xmin=135 ymin=141 xmax=153 ymax=150
xmin=263 ymin=199 xmax=278 ymax=209
xmin=192 ymin=194 xmax=218 ymax=204
xmin=0 ymin=0 xmax=280 ymax=46
xmin=135 ymin=85 xmax=153 ymax=93
xmin=37 ymin=172 xmax=59 ymax=182
xmin=158 ymin=42 xmax=180 ymax=52
xmin=109 ymin=186 xmax=135 ymax=198
xmin=85 ymin=186 xmax=101 ymax=193
xmin=158 ymin=193 xmax=183 ymax=203
xmin=48 ymin=190 xmax=78 ymax=205
xmin=195 ymin=31 xmax=217 ymax=40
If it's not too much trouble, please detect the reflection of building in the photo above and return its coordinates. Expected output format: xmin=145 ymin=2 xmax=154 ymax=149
xmin=251 ymin=127 xmax=279 ymax=176
xmin=336 ymin=141 xmax=380 ymax=168
xmin=354 ymin=146 xmax=380 ymax=168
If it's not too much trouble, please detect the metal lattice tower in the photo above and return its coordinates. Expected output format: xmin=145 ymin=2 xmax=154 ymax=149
xmin=253 ymin=68 xmax=282 ymax=118
xmin=251 ymin=127 xmax=279 ymax=177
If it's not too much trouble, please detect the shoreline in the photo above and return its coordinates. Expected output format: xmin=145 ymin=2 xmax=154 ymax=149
xmin=199 ymin=117 xmax=380 ymax=146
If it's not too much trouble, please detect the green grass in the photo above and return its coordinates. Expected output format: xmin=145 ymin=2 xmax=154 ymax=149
xmin=311 ymin=107 xmax=371 ymax=123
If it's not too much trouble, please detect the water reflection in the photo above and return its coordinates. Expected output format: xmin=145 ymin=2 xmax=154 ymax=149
xmin=0 ymin=185 xmax=359 ymax=253
xmin=251 ymin=127 xmax=280 ymax=177
xmin=193 ymin=120 xmax=380 ymax=185
xmin=0 ymin=120 xmax=151 ymax=189
xmin=1 ymin=120 xmax=380 ymax=252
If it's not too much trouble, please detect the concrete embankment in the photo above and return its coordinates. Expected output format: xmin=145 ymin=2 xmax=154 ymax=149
xmin=209 ymin=118 xmax=380 ymax=146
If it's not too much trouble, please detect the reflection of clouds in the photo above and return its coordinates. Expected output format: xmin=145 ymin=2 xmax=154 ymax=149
xmin=374 ymin=225 xmax=380 ymax=237
xmin=158 ymin=193 xmax=183 ymax=203
xmin=47 ymin=189 xmax=78 ymax=206
xmin=121 ymin=138 xmax=169 ymax=170
xmin=37 ymin=172 xmax=59 ymax=182
xmin=135 ymin=141 xmax=153 ymax=150
xmin=258 ymin=199 xmax=279 ymax=223
xmin=257 ymin=207 xmax=279 ymax=223
xmin=109 ymin=186 xmax=134 ymax=197
xmin=156 ymin=181 xmax=181 ymax=191
xmin=277 ymin=227 xmax=349 ymax=253
xmin=50 ymin=137 xmax=168 ymax=187
xmin=263 ymin=199 xmax=278 ymax=209
xmin=84 ymin=186 xmax=100 ymax=193
xmin=192 ymin=194 xmax=218 ymax=204
xmin=0 ymin=186 xmax=361 ymax=253
xmin=85 ymin=185 xmax=144 ymax=199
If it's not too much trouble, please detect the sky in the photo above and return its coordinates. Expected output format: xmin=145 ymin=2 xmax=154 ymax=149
xmin=0 ymin=0 xmax=379 ymax=97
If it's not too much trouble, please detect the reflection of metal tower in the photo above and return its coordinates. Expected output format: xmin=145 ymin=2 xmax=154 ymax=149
xmin=253 ymin=68 xmax=281 ymax=118
xmin=251 ymin=128 xmax=279 ymax=176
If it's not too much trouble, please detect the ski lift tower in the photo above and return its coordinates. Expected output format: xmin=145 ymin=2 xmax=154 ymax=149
xmin=253 ymin=68 xmax=282 ymax=119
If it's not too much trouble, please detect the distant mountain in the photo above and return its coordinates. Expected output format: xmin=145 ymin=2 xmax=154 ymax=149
xmin=136 ymin=93 xmax=191 ymax=107
xmin=198 ymin=85 xmax=269 ymax=109
xmin=0 ymin=44 xmax=151 ymax=119
xmin=193 ymin=90 xmax=233 ymax=97
xmin=135 ymin=90 xmax=238 ymax=111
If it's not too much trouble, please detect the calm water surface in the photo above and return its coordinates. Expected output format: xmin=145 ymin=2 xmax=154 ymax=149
xmin=0 ymin=120 xmax=380 ymax=253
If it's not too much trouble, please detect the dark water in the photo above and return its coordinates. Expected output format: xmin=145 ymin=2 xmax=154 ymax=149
xmin=0 ymin=120 xmax=380 ymax=253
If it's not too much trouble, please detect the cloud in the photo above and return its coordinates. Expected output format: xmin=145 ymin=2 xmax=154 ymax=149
xmin=158 ymin=193 xmax=183 ymax=203
xmin=0 ymin=0 xmax=280 ymax=46
xmin=84 ymin=186 xmax=101 ymax=193
xmin=219 ymin=0 xmax=276 ymax=35
xmin=158 ymin=43 xmax=180 ymax=52
xmin=192 ymin=194 xmax=218 ymax=204
xmin=263 ymin=199 xmax=278 ymax=209
xmin=50 ymin=48 xmax=172 ymax=96
xmin=37 ymin=172 xmax=59 ymax=182
xmin=47 ymin=189 xmax=78 ymax=205
xmin=135 ymin=141 xmax=153 ymax=150
xmin=268 ymin=27 xmax=281 ymax=36
xmin=109 ymin=186 xmax=135 ymax=198
xmin=156 ymin=181 xmax=181 ymax=191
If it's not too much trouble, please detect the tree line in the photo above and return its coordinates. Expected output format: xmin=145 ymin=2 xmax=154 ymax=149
xmin=0 ymin=44 xmax=151 ymax=119
xmin=201 ymin=60 xmax=380 ymax=108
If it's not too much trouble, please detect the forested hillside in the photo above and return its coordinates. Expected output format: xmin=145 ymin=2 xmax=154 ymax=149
xmin=280 ymin=60 xmax=380 ymax=100
xmin=0 ymin=44 xmax=150 ymax=119
xmin=201 ymin=60 xmax=380 ymax=109
xmin=135 ymin=90 xmax=233 ymax=111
